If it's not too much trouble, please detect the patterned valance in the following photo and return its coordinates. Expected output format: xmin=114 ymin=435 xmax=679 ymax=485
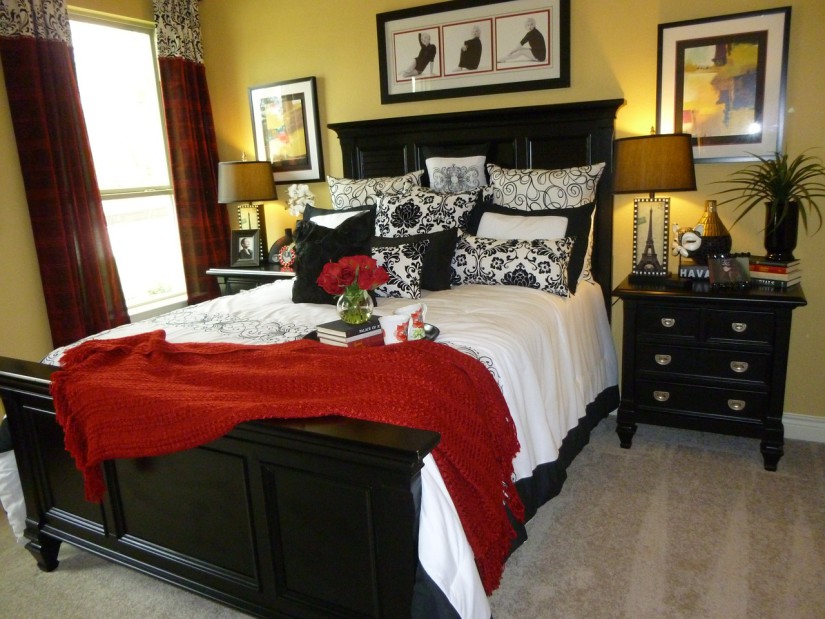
xmin=153 ymin=0 xmax=203 ymax=63
xmin=0 ymin=0 xmax=70 ymax=43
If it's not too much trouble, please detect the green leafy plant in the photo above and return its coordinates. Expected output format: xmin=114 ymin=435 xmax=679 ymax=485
xmin=713 ymin=151 xmax=825 ymax=233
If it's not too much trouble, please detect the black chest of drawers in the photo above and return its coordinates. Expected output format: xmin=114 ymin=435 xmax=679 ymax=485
xmin=613 ymin=277 xmax=807 ymax=470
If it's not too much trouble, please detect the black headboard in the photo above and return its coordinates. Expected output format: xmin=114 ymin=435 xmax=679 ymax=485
xmin=328 ymin=98 xmax=624 ymax=315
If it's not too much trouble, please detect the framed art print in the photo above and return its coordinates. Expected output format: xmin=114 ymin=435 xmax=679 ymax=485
xmin=249 ymin=76 xmax=324 ymax=183
xmin=631 ymin=198 xmax=669 ymax=281
xmin=377 ymin=0 xmax=570 ymax=104
xmin=657 ymin=7 xmax=791 ymax=163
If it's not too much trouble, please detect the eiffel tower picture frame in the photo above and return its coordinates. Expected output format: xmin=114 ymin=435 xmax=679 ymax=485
xmin=630 ymin=198 xmax=670 ymax=282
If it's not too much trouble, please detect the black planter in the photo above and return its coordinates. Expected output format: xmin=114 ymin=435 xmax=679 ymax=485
xmin=764 ymin=201 xmax=799 ymax=261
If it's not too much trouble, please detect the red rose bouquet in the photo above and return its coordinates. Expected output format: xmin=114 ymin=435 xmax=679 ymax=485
xmin=317 ymin=255 xmax=389 ymax=324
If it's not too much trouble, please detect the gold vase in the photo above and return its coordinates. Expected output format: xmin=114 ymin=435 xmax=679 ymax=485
xmin=691 ymin=200 xmax=732 ymax=264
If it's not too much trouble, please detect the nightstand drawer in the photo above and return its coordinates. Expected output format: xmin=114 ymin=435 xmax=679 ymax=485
xmin=705 ymin=310 xmax=774 ymax=345
xmin=636 ymin=306 xmax=699 ymax=339
xmin=636 ymin=343 xmax=771 ymax=384
xmin=636 ymin=379 xmax=766 ymax=421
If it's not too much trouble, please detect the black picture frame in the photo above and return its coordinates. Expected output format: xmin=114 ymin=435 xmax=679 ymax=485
xmin=656 ymin=7 xmax=791 ymax=163
xmin=249 ymin=76 xmax=325 ymax=183
xmin=231 ymin=229 xmax=261 ymax=268
xmin=377 ymin=0 xmax=570 ymax=104
xmin=631 ymin=198 xmax=670 ymax=281
xmin=708 ymin=253 xmax=752 ymax=290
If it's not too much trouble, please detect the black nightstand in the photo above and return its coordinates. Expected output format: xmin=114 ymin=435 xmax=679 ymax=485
xmin=613 ymin=277 xmax=807 ymax=471
xmin=207 ymin=264 xmax=295 ymax=296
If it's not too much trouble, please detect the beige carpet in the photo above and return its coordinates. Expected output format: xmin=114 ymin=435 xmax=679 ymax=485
xmin=2 ymin=420 xmax=824 ymax=618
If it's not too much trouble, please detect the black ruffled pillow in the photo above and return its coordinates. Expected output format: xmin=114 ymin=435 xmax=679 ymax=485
xmin=291 ymin=210 xmax=375 ymax=305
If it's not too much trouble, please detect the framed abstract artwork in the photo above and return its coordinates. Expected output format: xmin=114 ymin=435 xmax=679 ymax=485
xmin=249 ymin=76 xmax=324 ymax=183
xmin=657 ymin=7 xmax=791 ymax=163
xmin=377 ymin=0 xmax=570 ymax=104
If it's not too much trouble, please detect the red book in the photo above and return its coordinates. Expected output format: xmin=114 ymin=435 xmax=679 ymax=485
xmin=319 ymin=332 xmax=385 ymax=348
xmin=749 ymin=263 xmax=800 ymax=275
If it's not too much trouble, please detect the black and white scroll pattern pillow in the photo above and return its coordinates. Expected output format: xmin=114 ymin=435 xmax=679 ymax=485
xmin=327 ymin=171 xmax=423 ymax=209
xmin=372 ymin=240 xmax=429 ymax=299
xmin=451 ymin=231 xmax=573 ymax=298
xmin=375 ymin=186 xmax=479 ymax=237
xmin=486 ymin=163 xmax=605 ymax=211
xmin=426 ymin=156 xmax=487 ymax=193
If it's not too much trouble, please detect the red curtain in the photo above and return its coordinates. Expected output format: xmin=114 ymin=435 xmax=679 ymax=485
xmin=0 ymin=35 xmax=129 ymax=348
xmin=158 ymin=56 xmax=227 ymax=305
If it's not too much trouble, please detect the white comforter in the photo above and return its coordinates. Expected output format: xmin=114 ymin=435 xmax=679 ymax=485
xmin=44 ymin=279 xmax=618 ymax=618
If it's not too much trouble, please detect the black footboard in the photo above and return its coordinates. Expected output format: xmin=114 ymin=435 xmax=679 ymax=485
xmin=0 ymin=355 xmax=439 ymax=618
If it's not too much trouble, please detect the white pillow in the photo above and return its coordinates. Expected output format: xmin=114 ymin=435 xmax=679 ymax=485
xmin=375 ymin=186 xmax=479 ymax=237
xmin=327 ymin=171 xmax=424 ymax=209
xmin=486 ymin=162 xmax=605 ymax=211
xmin=309 ymin=211 xmax=365 ymax=229
xmin=372 ymin=239 xmax=428 ymax=299
xmin=426 ymin=156 xmax=487 ymax=193
xmin=476 ymin=211 xmax=568 ymax=239
xmin=451 ymin=232 xmax=573 ymax=298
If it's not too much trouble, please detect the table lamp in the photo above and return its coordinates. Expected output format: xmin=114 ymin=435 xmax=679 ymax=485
xmin=217 ymin=161 xmax=278 ymax=263
xmin=613 ymin=133 xmax=696 ymax=283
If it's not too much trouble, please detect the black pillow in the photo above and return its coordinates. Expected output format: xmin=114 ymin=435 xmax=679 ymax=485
xmin=303 ymin=203 xmax=375 ymax=223
xmin=371 ymin=228 xmax=458 ymax=291
xmin=465 ymin=200 xmax=596 ymax=294
xmin=291 ymin=210 xmax=375 ymax=305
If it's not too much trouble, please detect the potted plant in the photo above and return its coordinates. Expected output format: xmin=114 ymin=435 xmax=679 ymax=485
xmin=714 ymin=151 xmax=825 ymax=261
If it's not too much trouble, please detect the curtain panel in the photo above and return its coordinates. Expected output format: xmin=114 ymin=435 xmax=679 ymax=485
xmin=154 ymin=0 xmax=226 ymax=305
xmin=0 ymin=0 xmax=129 ymax=348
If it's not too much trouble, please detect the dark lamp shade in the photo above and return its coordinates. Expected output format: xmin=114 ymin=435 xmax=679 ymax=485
xmin=217 ymin=161 xmax=278 ymax=203
xmin=613 ymin=134 xmax=697 ymax=195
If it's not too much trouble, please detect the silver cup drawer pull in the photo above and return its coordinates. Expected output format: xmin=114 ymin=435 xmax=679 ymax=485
xmin=728 ymin=399 xmax=746 ymax=411
xmin=661 ymin=318 xmax=676 ymax=328
xmin=731 ymin=322 xmax=747 ymax=333
xmin=653 ymin=390 xmax=670 ymax=402
xmin=655 ymin=354 xmax=672 ymax=366
xmin=730 ymin=361 xmax=749 ymax=373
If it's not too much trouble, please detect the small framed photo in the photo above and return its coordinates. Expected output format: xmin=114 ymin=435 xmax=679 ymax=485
xmin=249 ymin=76 xmax=324 ymax=183
xmin=708 ymin=253 xmax=751 ymax=290
xmin=631 ymin=198 xmax=669 ymax=281
xmin=657 ymin=8 xmax=791 ymax=163
xmin=231 ymin=229 xmax=261 ymax=268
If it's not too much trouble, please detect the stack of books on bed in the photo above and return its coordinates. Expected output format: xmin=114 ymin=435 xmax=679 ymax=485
xmin=748 ymin=255 xmax=802 ymax=289
xmin=316 ymin=317 xmax=384 ymax=347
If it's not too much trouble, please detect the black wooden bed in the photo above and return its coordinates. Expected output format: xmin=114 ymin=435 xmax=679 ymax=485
xmin=0 ymin=99 xmax=623 ymax=618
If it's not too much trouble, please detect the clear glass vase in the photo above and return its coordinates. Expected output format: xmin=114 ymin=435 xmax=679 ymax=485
xmin=336 ymin=288 xmax=374 ymax=324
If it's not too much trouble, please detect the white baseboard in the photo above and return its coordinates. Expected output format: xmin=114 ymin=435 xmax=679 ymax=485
xmin=784 ymin=412 xmax=825 ymax=444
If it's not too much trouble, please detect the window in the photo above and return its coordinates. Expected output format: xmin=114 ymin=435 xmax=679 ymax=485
xmin=69 ymin=12 xmax=187 ymax=318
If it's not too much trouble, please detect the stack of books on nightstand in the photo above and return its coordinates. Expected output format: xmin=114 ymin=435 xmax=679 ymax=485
xmin=748 ymin=255 xmax=802 ymax=288
xmin=315 ymin=317 xmax=384 ymax=347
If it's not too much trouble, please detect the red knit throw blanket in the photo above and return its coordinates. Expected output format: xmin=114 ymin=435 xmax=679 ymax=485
xmin=51 ymin=330 xmax=523 ymax=593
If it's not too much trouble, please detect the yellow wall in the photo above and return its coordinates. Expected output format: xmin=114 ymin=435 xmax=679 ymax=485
xmin=1 ymin=1 xmax=823 ymax=421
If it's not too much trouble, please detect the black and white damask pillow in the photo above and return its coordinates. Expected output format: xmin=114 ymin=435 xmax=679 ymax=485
xmin=374 ymin=186 xmax=479 ymax=236
xmin=451 ymin=231 xmax=574 ymax=298
xmin=425 ymin=156 xmax=487 ymax=193
xmin=327 ymin=171 xmax=424 ymax=209
xmin=486 ymin=162 xmax=605 ymax=211
xmin=371 ymin=239 xmax=429 ymax=299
